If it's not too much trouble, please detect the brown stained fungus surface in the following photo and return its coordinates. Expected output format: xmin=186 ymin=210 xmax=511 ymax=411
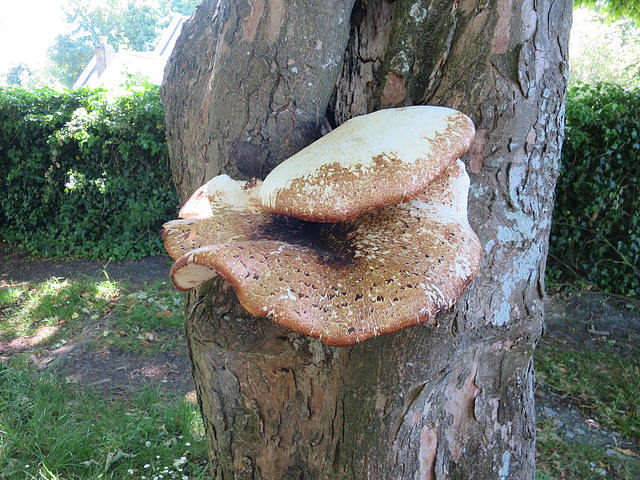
xmin=162 ymin=160 xmax=481 ymax=346
xmin=257 ymin=106 xmax=476 ymax=223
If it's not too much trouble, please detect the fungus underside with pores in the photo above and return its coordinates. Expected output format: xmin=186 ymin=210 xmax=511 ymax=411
xmin=162 ymin=106 xmax=481 ymax=346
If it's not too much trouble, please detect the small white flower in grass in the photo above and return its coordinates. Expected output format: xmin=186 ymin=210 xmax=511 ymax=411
xmin=128 ymin=469 xmax=135 ymax=474
xmin=173 ymin=456 xmax=188 ymax=468
xmin=146 ymin=441 xmax=152 ymax=447
xmin=144 ymin=464 xmax=151 ymax=469
xmin=182 ymin=476 xmax=189 ymax=480
xmin=25 ymin=465 xmax=30 ymax=468
xmin=185 ymin=442 xmax=191 ymax=446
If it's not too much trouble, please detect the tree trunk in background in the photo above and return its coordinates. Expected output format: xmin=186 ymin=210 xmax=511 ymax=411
xmin=161 ymin=0 xmax=571 ymax=478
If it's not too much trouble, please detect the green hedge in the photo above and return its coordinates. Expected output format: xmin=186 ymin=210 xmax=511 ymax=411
xmin=0 ymin=84 xmax=178 ymax=259
xmin=549 ymin=82 xmax=640 ymax=296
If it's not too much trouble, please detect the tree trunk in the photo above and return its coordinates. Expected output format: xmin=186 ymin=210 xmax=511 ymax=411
xmin=161 ymin=0 xmax=571 ymax=478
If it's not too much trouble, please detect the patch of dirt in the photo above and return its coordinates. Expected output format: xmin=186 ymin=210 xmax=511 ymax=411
xmin=0 ymin=307 xmax=195 ymax=396
xmin=0 ymin=243 xmax=173 ymax=287
xmin=0 ymin=246 xmax=195 ymax=395
xmin=542 ymin=293 xmax=640 ymax=357
xmin=55 ymin=347 xmax=194 ymax=395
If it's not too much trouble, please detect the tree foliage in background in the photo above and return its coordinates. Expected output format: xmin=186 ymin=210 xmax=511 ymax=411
xmin=549 ymin=82 xmax=640 ymax=295
xmin=0 ymin=83 xmax=178 ymax=259
xmin=576 ymin=0 xmax=640 ymax=24
xmin=47 ymin=0 xmax=200 ymax=86
xmin=570 ymin=8 xmax=640 ymax=89
xmin=4 ymin=64 xmax=32 ymax=86
xmin=47 ymin=33 xmax=94 ymax=88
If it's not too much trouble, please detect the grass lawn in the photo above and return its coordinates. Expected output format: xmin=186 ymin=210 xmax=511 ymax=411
xmin=0 ymin=277 xmax=187 ymax=357
xmin=1 ymin=277 xmax=207 ymax=479
xmin=0 ymin=364 xmax=207 ymax=479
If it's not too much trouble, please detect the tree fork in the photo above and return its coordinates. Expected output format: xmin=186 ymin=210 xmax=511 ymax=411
xmin=162 ymin=0 xmax=571 ymax=477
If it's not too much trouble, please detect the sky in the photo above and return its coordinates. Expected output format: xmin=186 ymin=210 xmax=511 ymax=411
xmin=0 ymin=0 xmax=67 ymax=73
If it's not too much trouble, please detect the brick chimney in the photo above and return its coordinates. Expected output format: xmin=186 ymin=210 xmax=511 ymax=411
xmin=95 ymin=36 xmax=115 ymax=77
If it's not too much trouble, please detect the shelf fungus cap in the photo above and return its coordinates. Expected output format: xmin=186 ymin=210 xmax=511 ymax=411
xmin=162 ymin=159 xmax=481 ymax=346
xmin=162 ymin=175 xmax=269 ymax=268
xmin=258 ymin=105 xmax=475 ymax=222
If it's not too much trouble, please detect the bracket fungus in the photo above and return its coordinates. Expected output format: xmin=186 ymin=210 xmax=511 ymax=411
xmin=162 ymin=106 xmax=481 ymax=346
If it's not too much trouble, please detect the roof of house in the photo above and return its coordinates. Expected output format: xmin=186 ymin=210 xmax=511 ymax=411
xmin=73 ymin=14 xmax=189 ymax=89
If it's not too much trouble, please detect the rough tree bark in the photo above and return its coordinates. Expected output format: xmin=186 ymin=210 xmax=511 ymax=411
xmin=161 ymin=0 xmax=571 ymax=478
